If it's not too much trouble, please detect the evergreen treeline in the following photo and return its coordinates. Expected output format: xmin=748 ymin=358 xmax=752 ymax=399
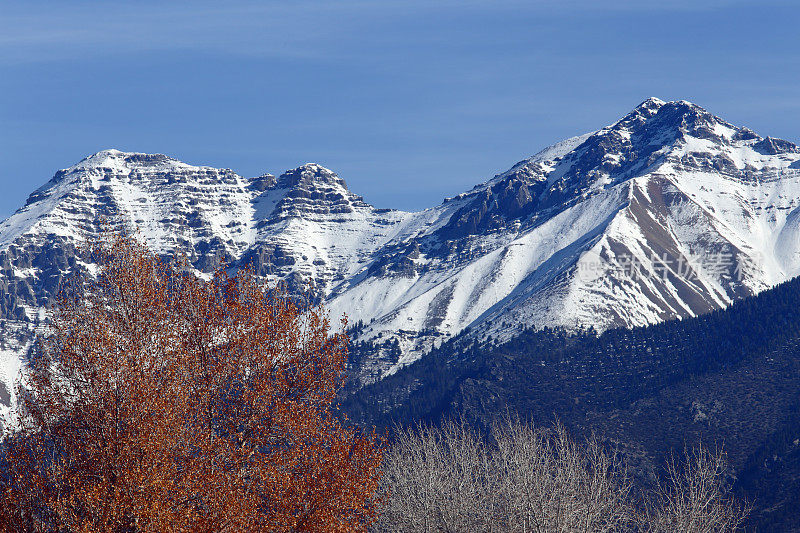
xmin=344 ymin=275 xmax=800 ymax=429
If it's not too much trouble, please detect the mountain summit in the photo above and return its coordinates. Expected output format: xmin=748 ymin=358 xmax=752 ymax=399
xmin=1 ymin=99 xmax=800 ymax=407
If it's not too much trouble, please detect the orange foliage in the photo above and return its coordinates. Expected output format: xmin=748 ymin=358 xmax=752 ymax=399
xmin=0 ymin=234 xmax=382 ymax=532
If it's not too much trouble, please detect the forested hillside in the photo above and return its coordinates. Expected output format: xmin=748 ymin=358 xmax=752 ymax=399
xmin=343 ymin=274 xmax=800 ymax=530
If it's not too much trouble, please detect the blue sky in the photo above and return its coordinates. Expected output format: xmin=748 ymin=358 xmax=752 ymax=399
xmin=1 ymin=1 xmax=798 ymax=218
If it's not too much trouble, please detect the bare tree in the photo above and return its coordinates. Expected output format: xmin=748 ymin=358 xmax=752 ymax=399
xmin=376 ymin=419 xmax=746 ymax=533
xmin=375 ymin=419 xmax=634 ymax=532
xmin=374 ymin=420 xmax=495 ymax=533
xmin=645 ymin=444 xmax=748 ymax=533
xmin=491 ymin=420 xmax=635 ymax=532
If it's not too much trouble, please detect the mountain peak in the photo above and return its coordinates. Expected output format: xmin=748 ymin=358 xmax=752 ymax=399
xmin=625 ymin=97 xmax=713 ymax=125
xmin=276 ymin=163 xmax=348 ymax=190
xmin=86 ymin=148 xmax=126 ymax=158
xmin=72 ymin=149 xmax=130 ymax=169
xmin=67 ymin=149 xmax=190 ymax=175
xmin=297 ymin=162 xmax=334 ymax=173
xmin=635 ymin=96 xmax=667 ymax=111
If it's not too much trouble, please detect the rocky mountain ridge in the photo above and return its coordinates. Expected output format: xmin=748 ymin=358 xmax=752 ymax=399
xmin=2 ymin=98 xmax=800 ymax=414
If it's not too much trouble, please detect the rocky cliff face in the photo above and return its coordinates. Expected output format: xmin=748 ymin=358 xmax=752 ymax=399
xmin=2 ymin=98 xmax=800 ymax=414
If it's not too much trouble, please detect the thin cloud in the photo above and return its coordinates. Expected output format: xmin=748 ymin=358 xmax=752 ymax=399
xmin=0 ymin=0 xmax=783 ymax=65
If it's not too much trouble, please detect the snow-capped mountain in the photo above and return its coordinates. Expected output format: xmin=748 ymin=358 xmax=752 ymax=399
xmin=2 ymin=98 xmax=800 ymax=413
xmin=330 ymin=97 xmax=800 ymax=369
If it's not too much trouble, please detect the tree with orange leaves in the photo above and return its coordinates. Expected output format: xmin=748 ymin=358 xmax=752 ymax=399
xmin=0 ymin=234 xmax=382 ymax=532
